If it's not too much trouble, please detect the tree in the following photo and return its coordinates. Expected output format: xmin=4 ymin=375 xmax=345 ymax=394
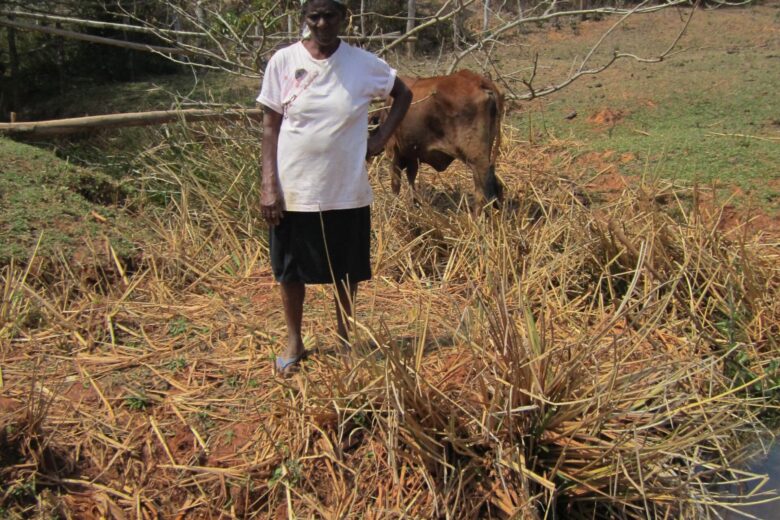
xmin=0 ymin=0 xmax=751 ymax=122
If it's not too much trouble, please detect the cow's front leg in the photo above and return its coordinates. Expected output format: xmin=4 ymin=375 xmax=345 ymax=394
xmin=405 ymin=160 xmax=419 ymax=192
xmin=405 ymin=160 xmax=422 ymax=206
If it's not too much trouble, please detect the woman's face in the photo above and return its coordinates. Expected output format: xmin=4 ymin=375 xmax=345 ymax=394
xmin=303 ymin=0 xmax=345 ymax=47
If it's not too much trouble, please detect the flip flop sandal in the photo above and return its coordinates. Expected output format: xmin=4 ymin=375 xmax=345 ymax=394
xmin=274 ymin=350 xmax=308 ymax=375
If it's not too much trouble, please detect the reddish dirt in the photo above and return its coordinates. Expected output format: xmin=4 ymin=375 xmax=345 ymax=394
xmin=63 ymin=382 xmax=100 ymax=407
xmin=250 ymin=267 xmax=278 ymax=307
xmin=577 ymin=151 xmax=634 ymax=197
xmin=274 ymin=504 xmax=289 ymax=520
xmin=588 ymin=107 xmax=626 ymax=127
xmin=577 ymin=152 xmax=780 ymax=238
xmin=165 ymin=423 xmax=199 ymax=463
xmin=688 ymin=179 xmax=780 ymax=238
xmin=207 ymin=421 xmax=257 ymax=463
xmin=587 ymin=170 xmax=631 ymax=195
xmin=698 ymin=201 xmax=780 ymax=238
xmin=0 ymin=396 xmax=23 ymax=414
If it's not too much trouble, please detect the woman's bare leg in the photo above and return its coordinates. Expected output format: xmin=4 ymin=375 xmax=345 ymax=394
xmin=279 ymin=281 xmax=306 ymax=360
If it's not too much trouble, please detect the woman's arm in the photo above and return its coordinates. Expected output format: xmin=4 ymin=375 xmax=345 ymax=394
xmin=367 ymin=76 xmax=412 ymax=158
xmin=261 ymin=107 xmax=284 ymax=226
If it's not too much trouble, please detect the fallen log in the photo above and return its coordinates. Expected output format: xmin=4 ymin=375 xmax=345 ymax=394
xmin=0 ymin=109 xmax=264 ymax=138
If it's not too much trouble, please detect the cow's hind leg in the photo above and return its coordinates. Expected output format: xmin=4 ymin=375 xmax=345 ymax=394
xmin=391 ymin=157 xmax=420 ymax=202
xmin=391 ymin=158 xmax=403 ymax=195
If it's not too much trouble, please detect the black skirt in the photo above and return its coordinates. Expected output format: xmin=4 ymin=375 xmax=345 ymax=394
xmin=269 ymin=206 xmax=371 ymax=284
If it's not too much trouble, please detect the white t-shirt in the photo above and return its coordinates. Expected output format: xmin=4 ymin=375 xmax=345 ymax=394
xmin=257 ymin=41 xmax=396 ymax=212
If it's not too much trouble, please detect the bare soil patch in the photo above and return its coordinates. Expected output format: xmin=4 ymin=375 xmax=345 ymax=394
xmin=588 ymin=107 xmax=627 ymax=127
xmin=577 ymin=149 xmax=780 ymax=238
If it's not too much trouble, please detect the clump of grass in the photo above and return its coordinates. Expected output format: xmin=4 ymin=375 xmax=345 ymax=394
xmin=0 ymin=119 xmax=777 ymax=518
xmin=0 ymin=375 xmax=76 ymax=514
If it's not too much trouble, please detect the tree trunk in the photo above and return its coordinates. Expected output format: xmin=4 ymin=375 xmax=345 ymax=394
xmin=195 ymin=1 xmax=206 ymax=26
xmin=195 ymin=0 xmax=207 ymax=51
xmin=6 ymin=20 xmax=19 ymax=117
xmin=173 ymin=10 xmax=182 ymax=45
xmin=406 ymin=0 xmax=416 ymax=57
xmin=452 ymin=0 xmax=461 ymax=50
xmin=56 ymin=23 xmax=65 ymax=95
xmin=360 ymin=0 xmax=366 ymax=37
xmin=516 ymin=0 xmax=525 ymax=35
xmin=123 ymin=15 xmax=135 ymax=81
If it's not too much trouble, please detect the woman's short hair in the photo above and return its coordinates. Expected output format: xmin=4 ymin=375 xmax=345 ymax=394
xmin=301 ymin=0 xmax=348 ymax=18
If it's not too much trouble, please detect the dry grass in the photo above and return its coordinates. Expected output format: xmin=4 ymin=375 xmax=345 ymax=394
xmin=1 ymin=119 xmax=779 ymax=519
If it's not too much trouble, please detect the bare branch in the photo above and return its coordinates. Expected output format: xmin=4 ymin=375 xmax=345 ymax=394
xmin=446 ymin=0 xmax=692 ymax=73
xmin=521 ymin=53 xmax=539 ymax=99
xmin=0 ymin=0 xmax=730 ymax=101
xmin=514 ymin=3 xmax=698 ymax=101
xmin=577 ymin=1 xmax=650 ymax=74
xmin=378 ymin=0 xmax=478 ymax=56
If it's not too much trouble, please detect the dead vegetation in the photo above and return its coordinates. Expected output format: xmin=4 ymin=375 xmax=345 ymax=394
xmin=1 ymin=120 xmax=779 ymax=518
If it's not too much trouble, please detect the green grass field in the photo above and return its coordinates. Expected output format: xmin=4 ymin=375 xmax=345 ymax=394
xmin=498 ymin=4 xmax=780 ymax=212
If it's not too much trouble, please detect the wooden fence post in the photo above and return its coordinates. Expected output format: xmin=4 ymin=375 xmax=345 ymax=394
xmin=6 ymin=17 xmax=20 ymax=115
xmin=406 ymin=0 xmax=416 ymax=57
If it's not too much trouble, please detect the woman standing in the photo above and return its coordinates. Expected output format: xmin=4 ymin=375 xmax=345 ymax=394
xmin=257 ymin=0 xmax=412 ymax=374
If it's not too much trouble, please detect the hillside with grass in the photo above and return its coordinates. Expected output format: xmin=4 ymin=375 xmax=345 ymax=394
xmin=1 ymin=3 xmax=779 ymax=519
xmin=509 ymin=4 xmax=780 ymax=214
xmin=0 ymin=137 xmax=142 ymax=268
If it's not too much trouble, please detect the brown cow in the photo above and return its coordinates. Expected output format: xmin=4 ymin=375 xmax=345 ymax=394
xmin=381 ymin=69 xmax=504 ymax=210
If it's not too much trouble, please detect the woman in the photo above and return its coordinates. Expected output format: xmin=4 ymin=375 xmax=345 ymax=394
xmin=257 ymin=0 xmax=412 ymax=374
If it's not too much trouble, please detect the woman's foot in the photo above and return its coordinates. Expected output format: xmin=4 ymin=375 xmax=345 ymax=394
xmin=274 ymin=349 xmax=308 ymax=375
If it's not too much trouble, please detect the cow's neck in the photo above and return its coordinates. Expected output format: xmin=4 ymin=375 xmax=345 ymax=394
xmin=302 ymin=39 xmax=341 ymax=60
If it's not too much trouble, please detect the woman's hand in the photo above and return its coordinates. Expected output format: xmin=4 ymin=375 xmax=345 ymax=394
xmin=366 ymin=132 xmax=386 ymax=158
xmin=261 ymin=179 xmax=284 ymax=226
xmin=366 ymin=77 xmax=412 ymax=159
